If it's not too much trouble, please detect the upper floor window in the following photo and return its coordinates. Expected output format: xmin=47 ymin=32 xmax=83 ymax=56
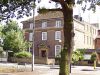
xmin=30 ymin=23 xmax=33 ymax=29
xmin=42 ymin=22 xmax=47 ymax=28
xmin=55 ymin=45 xmax=61 ymax=57
xmin=29 ymin=33 xmax=33 ymax=41
xmin=42 ymin=32 xmax=47 ymax=40
xmin=55 ymin=31 xmax=61 ymax=40
xmin=56 ymin=20 xmax=61 ymax=28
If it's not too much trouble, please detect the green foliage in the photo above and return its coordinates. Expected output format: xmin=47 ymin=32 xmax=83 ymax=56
xmin=72 ymin=49 xmax=84 ymax=63
xmin=0 ymin=0 xmax=35 ymax=21
xmin=2 ymin=21 xmax=20 ymax=35
xmin=2 ymin=21 xmax=31 ymax=53
xmin=0 ymin=25 xmax=3 ymax=37
xmin=38 ymin=7 xmax=49 ymax=14
xmin=91 ymin=52 xmax=97 ymax=61
xmin=14 ymin=51 xmax=32 ymax=58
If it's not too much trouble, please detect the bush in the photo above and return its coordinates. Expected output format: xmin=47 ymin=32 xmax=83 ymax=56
xmin=14 ymin=51 xmax=32 ymax=58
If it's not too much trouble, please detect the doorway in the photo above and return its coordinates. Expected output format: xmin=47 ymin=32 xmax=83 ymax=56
xmin=41 ymin=50 xmax=46 ymax=57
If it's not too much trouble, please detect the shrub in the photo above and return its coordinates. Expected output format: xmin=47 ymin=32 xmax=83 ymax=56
xmin=14 ymin=51 xmax=32 ymax=58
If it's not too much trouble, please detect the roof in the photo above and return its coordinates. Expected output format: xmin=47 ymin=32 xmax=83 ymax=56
xmin=35 ymin=11 xmax=63 ymax=20
xmin=22 ymin=11 xmax=63 ymax=22
xmin=22 ymin=11 xmax=93 ymax=27
xmin=22 ymin=11 xmax=83 ymax=23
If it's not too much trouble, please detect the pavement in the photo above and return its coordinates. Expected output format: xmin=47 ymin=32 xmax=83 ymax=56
xmin=0 ymin=63 xmax=100 ymax=75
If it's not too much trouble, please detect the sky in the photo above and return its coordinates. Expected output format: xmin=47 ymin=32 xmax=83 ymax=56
xmin=74 ymin=5 xmax=99 ymax=23
xmin=18 ymin=0 xmax=100 ymax=28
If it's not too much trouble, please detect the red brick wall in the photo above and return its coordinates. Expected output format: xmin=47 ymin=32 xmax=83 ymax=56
xmin=24 ymin=32 xmax=29 ymax=41
xmin=95 ymin=38 xmax=100 ymax=49
xmin=23 ymin=18 xmax=64 ymax=58
xmin=23 ymin=22 xmax=30 ymax=29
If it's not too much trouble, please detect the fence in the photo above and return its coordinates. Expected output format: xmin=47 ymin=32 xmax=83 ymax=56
xmin=0 ymin=51 xmax=7 ymax=62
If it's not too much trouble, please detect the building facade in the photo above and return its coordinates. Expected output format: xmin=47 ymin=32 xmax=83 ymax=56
xmin=22 ymin=11 xmax=98 ymax=64
xmin=94 ymin=30 xmax=100 ymax=64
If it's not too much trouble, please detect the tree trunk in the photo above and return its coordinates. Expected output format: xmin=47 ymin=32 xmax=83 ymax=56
xmin=94 ymin=60 xmax=96 ymax=69
xmin=59 ymin=2 xmax=74 ymax=75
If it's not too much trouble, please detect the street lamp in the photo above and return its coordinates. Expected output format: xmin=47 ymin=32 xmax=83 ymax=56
xmin=32 ymin=0 xmax=35 ymax=71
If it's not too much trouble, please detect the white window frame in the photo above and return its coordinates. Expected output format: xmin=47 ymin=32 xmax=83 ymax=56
xmin=42 ymin=21 xmax=47 ymax=28
xmin=29 ymin=33 xmax=33 ymax=41
xmin=42 ymin=32 xmax=47 ymax=40
xmin=56 ymin=20 xmax=61 ymax=28
xmin=55 ymin=45 xmax=61 ymax=57
xmin=30 ymin=23 xmax=33 ymax=29
xmin=55 ymin=31 xmax=61 ymax=40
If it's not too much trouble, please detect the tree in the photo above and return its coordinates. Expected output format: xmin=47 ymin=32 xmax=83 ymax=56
xmin=2 ymin=21 xmax=30 ymax=55
xmin=0 ymin=0 xmax=100 ymax=75
xmin=1 ymin=21 xmax=20 ymax=35
xmin=91 ymin=52 xmax=97 ymax=69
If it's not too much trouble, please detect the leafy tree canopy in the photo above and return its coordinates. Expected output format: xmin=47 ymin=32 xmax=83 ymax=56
xmin=2 ymin=20 xmax=21 ymax=35
xmin=2 ymin=21 xmax=31 ymax=53
xmin=0 ymin=0 xmax=34 ymax=21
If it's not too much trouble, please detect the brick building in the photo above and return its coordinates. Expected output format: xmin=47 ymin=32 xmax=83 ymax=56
xmin=22 ymin=11 xmax=98 ymax=64
xmin=95 ymin=30 xmax=100 ymax=64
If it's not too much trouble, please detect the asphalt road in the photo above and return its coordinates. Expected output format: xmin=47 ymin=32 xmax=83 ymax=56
xmin=0 ymin=63 xmax=100 ymax=75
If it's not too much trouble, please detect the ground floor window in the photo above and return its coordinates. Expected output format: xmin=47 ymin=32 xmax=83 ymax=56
xmin=55 ymin=45 xmax=61 ymax=57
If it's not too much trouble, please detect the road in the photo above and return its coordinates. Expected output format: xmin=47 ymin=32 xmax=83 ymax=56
xmin=0 ymin=63 xmax=100 ymax=75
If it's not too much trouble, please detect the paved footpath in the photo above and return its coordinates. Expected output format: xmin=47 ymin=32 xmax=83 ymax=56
xmin=13 ymin=65 xmax=100 ymax=75
xmin=0 ymin=63 xmax=100 ymax=75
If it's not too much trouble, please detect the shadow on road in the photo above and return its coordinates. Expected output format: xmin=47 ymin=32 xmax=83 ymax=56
xmin=81 ymin=69 xmax=95 ymax=71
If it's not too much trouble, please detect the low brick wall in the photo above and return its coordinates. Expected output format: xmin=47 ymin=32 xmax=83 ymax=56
xmin=35 ymin=57 xmax=55 ymax=65
xmin=35 ymin=57 xmax=47 ymax=64
xmin=10 ymin=57 xmax=55 ymax=65
xmin=10 ymin=57 xmax=32 ymax=63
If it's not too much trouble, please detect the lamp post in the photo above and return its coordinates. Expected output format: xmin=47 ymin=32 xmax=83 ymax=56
xmin=32 ymin=0 xmax=35 ymax=71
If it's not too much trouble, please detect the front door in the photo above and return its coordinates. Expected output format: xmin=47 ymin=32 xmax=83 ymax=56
xmin=41 ymin=50 xmax=46 ymax=57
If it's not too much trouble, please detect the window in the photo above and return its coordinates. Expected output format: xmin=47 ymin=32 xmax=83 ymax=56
xmin=42 ymin=32 xmax=47 ymax=40
xmin=87 ymin=36 xmax=89 ymax=44
xmin=42 ymin=22 xmax=47 ymax=28
xmin=56 ymin=20 xmax=61 ymax=28
xmin=55 ymin=45 xmax=61 ymax=57
xmin=55 ymin=31 xmax=61 ymax=40
xmin=87 ymin=25 xmax=88 ymax=31
xmin=30 ymin=23 xmax=33 ymax=29
xmin=29 ymin=33 xmax=33 ymax=41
